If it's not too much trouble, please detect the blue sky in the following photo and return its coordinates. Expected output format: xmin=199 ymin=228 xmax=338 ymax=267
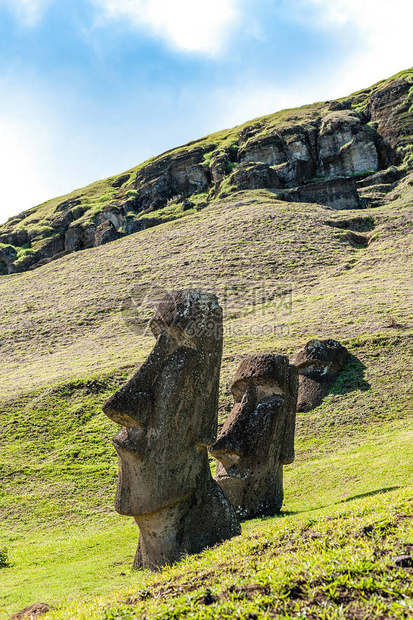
xmin=0 ymin=0 xmax=411 ymax=223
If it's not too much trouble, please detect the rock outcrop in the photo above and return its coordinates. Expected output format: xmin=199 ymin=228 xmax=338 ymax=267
xmin=278 ymin=177 xmax=360 ymax=209
xmin=1 ymin=69 xmax=412 ymax=274
xmin=0 ymin=245 xmax=17 ymax=275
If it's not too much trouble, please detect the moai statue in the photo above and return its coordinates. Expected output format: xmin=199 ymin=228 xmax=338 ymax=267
xmin=209 ymin=354 xmax=298 ymax=520
xmin=294 ymin=339 xmax=348 ymax=412
xmin=103 ymin=290 xmax=240 ymax=570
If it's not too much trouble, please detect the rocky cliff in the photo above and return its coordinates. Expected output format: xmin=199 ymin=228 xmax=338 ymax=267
xmin=1 ymin=68 xmax=412 ymax=275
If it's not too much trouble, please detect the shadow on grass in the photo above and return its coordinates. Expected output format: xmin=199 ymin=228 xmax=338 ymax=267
xmin=242 ymin=510 xmax=300 ymax=525
xmin=248 ymin=488 xmax=402 ymax=523
xmin=337 ymin=486 xmax=401 ymax=504
xmin=329 ymin=353 xmax=371 ymax=395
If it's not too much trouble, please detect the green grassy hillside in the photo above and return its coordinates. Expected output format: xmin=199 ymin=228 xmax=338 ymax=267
xmin=1 ymin=181 xmax=412 ymax=617
xmin=1 ymin=73 xmax=413 ymax=619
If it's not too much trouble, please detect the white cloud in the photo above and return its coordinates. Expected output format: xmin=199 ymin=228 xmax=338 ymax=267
xmin=0 ymin=0 xmax=49 ymax=26
xmin=0 ymin=118 xmax=54 ymax=223
xmin=92 ymin=0 xmax=238 ymax=54
xmin=300 ymin=0 xmax=413 ymax=94
xmin=0 ymin=82 xmax=96 ymax=225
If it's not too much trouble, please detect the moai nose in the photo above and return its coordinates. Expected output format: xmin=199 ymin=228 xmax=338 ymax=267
xmin=103 ymin=389 xmax=153 ymax=428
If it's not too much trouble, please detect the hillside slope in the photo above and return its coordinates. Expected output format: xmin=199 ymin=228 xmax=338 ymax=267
xmin=0 ymin=68 xmax=412 ymax=275
xmin=0 ymin=70 xmax=412 ymax=619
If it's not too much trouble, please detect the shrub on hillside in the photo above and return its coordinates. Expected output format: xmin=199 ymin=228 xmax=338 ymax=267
xmin=0 ymin=545 xmax=10 ymax=568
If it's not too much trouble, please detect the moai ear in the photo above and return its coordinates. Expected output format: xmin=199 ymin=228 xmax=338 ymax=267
xmin=279 ymin=363 xmax=298 ymax=464
xmin=194 ymin=347 xmax=223 ymax=447
xmin=151 ymin=345 xmax=199 ymax=424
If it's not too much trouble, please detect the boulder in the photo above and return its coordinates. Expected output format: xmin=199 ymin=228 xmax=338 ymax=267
xmin=181 ymin=199 xmax=195 ymax=211
xmin=357 ymin=166 xmax=400 ymax=188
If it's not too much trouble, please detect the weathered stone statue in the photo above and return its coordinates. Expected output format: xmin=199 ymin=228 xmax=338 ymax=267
xmin=209 ymin=354 xmax=298 ymax=520
xmin=294 ymin=339 xmax=348 ymax=412
xmin=103 ymin=289 xmax=240 ymax=569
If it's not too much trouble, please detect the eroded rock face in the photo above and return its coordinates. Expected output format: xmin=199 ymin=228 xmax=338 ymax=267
xmin=132 ymin=147 xmax=211 ymax=210
xmin=368 ymin=78 xmax=413 ymax=153
xmin=280 ymin=177 xmax=360 ymax=210
xmin=294 ymin=339 xmax=348 ymax=412
xmin=0 ymin=245 xmax=17 ymax=275
xmin=210 ymin=354 xmax=298 ymax=520
xmin=230 ymin=161 xmax=281 ymax=191
xmin=240 ymin=133 xmax=287 ymax=167
xmin=103 ymin=290 xmax=240 ymax=569
xmin=317 ymin=111 xmax=379 ymax=178
xmin=94 ymin=220 xmax=121 ymax=246
xmin=238 ymin=127 xmax=318 ymax=188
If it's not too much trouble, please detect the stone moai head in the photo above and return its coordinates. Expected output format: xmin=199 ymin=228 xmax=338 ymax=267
xmin=103 ymin=289 xmax=239 ymax=569
xmin=209 ymin=354 xmax=298 ymax=520
xmin=294 ymin=339 xmax=348 ymax=412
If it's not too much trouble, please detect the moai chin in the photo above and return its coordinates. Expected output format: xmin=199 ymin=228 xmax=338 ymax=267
xmin=102 ymin=289 xmax=240 ymax=570
xmin=209 ymin=354 xmax=298 ymax=520
xmin=294 ymin=339 xmax=348 ymax=412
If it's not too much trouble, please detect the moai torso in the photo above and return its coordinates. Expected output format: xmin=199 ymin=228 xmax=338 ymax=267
xmin=210 ymin=354 xmax=298 ymax=520
xmin=103 ymin=290 xmax=240 ymax=569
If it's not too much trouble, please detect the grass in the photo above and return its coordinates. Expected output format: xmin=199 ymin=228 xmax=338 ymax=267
xmin=0 ymin=178 xmax=411 ymax=616
xmin=2 ymin=487 xmax=413 ymax=619
xmin=59 ymin=487 xmax=413 ymax=619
